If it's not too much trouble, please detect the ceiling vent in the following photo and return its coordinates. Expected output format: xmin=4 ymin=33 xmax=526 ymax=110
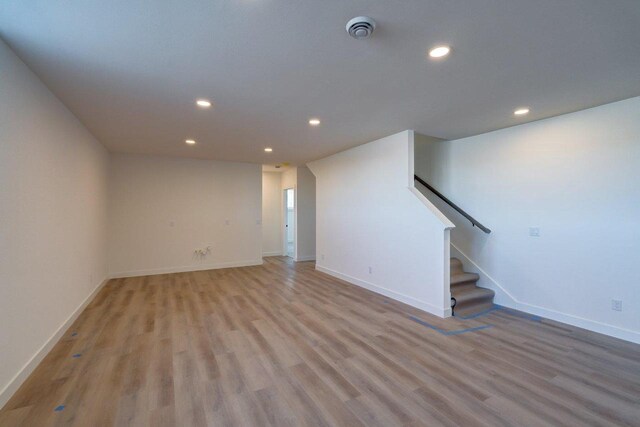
xmin=346 ymin=16 xmax=376 ymax=39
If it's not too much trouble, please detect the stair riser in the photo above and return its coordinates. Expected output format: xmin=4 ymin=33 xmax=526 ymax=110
xmin=454 ymin=294 xmax=494 ymax=308
xmin=450 ymin=258 xmax=463 ymax=274
xmin=450 ymin=283 xmax=477 ymax=292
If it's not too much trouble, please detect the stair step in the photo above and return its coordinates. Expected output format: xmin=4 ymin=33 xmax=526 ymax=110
xmin=450 ymin=272 xmax=479 ymax=286
xmin=454 ymin=301 xmax=495 ymax=318
xmin=452 ymin=286 xmax=495 ymax=304
xmin=450 ymin=257 xmax=463 ymax=273
xmin=449 ymin=256 xmax=495 ymax=317
xmin=450 ymin=273 xmax=479 ymax=292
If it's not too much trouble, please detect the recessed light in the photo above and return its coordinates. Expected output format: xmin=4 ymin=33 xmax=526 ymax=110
xmin=264 ymin=147 xmax=273 ymax=152
xmin=185 ymin=139 xmax=196 ymax=145
xmin=514 ymin=108 xmax=530 ymax=116
xmin=196 ymin=99 xmax=211 ymax=108
xmin=309 ymin=118 xmax=321 ymax=126
xmin=429 ymin=45 xmax=451 ymax=58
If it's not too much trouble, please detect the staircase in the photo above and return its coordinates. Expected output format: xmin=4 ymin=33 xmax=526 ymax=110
xmin=450 ymin=258 xmax=495 ymax=317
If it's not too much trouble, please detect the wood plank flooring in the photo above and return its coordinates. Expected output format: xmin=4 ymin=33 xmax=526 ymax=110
xmin=1 ymin=256 xmax=639 ymax=426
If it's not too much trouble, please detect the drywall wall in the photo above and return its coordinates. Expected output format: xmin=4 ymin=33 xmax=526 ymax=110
xmin=108 ymin=154 xmax=262 ymax=276
xmin=0 ymin=40 xmax=109 ymax=406
xmin=281 ymin=168 xmax=297 ymax=191
xmin=295 ymin=166 xmax=316 ymax=261
xmin=308 ymin=131 xmax=454 ymax=316
xmin=415 ymin=96 xmax=640 ymax=343
xmin=262 ymin=172 xmax=283 ymax=256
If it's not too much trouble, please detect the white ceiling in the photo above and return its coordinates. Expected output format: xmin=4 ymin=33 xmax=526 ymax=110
xmin=1 ymin=1 xmax=639 ymax=165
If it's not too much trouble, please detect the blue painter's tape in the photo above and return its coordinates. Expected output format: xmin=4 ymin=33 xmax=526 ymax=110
xmin=72 ymin=353 xmax=82 ymax=358
xmin=54 ymin=405 xmax=65 ymax=412
xmin=409 ymin=316 xmax=493 ymax=336
xmin=409 ymin=316 xmax=443 ymax=332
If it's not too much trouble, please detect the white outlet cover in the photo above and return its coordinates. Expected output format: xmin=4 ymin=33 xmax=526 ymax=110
xmin=529 ymin=227 xmax=540 ymax=237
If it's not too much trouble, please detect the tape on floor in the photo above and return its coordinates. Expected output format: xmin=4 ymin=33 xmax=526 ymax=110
xmin=409 ymin=316 xmax=493 ymax=336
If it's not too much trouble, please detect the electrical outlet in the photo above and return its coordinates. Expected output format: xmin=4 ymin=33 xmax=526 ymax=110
xmin=529 ymin=227 xmax=540 ymax=237
xmin=368 ymin=266 xmax=373 ymax=274
xmin=612 ymin=299 xmax=623 ymax=312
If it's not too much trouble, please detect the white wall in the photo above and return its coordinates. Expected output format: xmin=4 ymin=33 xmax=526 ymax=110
xmin=0 ymin=40 xmax=109 ymax=406
xmin=108 ymin=154 xmax=262 ymax=276
xmin=262 ymin=172 xmax=283 ymax=256
xmin=295 ymin=166 xmax=316 ymax=261
xmin=308 ymin=131 xmax=454 ymax=317
xmin=415 ymin=97 xmax=640 ymax=343
xmin=281 ymin=168 xmax=297 ymax=191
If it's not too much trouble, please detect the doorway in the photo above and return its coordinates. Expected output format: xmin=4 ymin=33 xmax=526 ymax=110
xmin=284 ymin=188 xmax=295 ymax=258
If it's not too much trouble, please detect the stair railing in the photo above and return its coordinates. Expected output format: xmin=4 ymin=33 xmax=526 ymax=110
xmin=414 ymin=174 xmax=491 ymax=234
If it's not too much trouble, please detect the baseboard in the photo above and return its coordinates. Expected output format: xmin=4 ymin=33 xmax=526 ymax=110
xmin=109 ymin=259 xmax=264 ymax=279
xmin=316 ymin=265 xmax=450 ymax=318
xmin=450 ymin=243 xmax=640 ymax=344
xmin=0 ymin=276 xmax=110 ymax=409
xmin=294 ymin=255 xmax=316 ymax=262
xmin=508 ymin=300 xmax=640 ymax=344
xmin=262 ymin=251 xmax=283 ymax=257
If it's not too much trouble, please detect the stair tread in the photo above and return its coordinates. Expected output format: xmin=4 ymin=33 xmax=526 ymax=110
xmin=450 ymin=272 xmax=479 ymax=285
xmin=455 ymin=301 xmax=495 ymax=317
xmin=452 ymin=287 xmax=495 ymax=303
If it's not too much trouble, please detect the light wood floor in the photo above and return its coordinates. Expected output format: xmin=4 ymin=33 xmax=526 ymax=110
xmin=1 ymin=257 xmax=639 ymax=426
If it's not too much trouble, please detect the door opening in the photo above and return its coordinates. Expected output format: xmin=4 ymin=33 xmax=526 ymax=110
xmin=284 ymin=188 xmax=295 ymax=258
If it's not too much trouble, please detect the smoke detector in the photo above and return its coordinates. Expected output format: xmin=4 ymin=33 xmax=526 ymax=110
xmin=346 ymin=16 xmax=376 ymax=39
